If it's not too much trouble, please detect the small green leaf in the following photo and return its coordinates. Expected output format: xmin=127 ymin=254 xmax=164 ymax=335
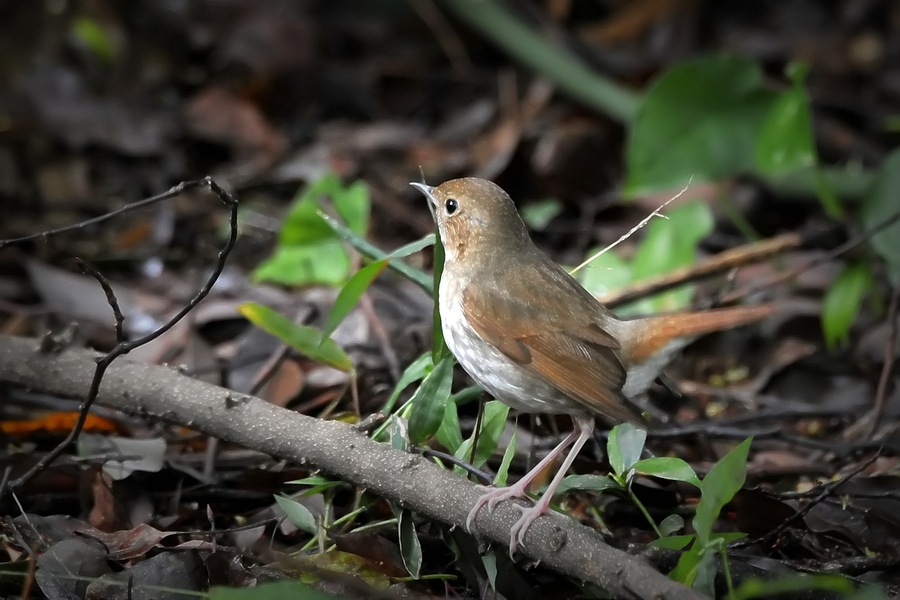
xmin=822 ymin=262 xmax=872 ymax=349
xmin=668 ymin=543 xmax=703 ymax=585
xmin=650 ymin=534 xmax=693 ymax=550
xmin=209 ymin=580 xmax=341 ymax=600
xmin=383 ymin=353 xmax=432 ymax=415
xmin=436 ymin=398 xmax=463 ymax=453
xmin=254 ymin=241 xmax=351 ymax=286
xmin=693 ymin=437 xmax=752 ymax=546
xmin=432 ymin=229 xmax=451 ymax=361
xmin=608 ymin=423 xmax=647 ymax=476
xmin=626 ymin=55 xmax=777 ymax=196
xmin=239 ymin=303 xmax=353 ymax=372
xmin=521 ymin=198 xmax=563 ymax=230
xmin=72 ymin=16 xmax=116 ymax=64
xmin=408 ymin=357 xmax=454 ymax=444
xmin=555 ymin=474 xmax=619 ymax=496
xmin=321 ymin=259 xmax=389 ymax=343
xmin=493 ymin=423 xmax=518 ymax=486
xmin=397 ymin=508 xmax=422 ymax=579
xmin=732 ymin=574 xmax=856 ymax=600
xmin=274 ymin=495 xmax=317 ymax=535
xmin=456 ymin=401 xmax=509 ymax=469
xmin=633 ymin=457 xmax=701 ymax=487
xmin=387 ymin=233 xmax=436 ymax=259
xmin=332 ymin=180 xmax=370 ymax=235
xmin=319 ymin=211 xmax=433 ymax=293
xmin=659 ymin=514 xmax=685 ymax=537
xmin=862 ymin=148 xmax=900 ymax=278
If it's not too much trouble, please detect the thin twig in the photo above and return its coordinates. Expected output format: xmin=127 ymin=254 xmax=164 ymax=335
xmin=75 ymin=259 xmax=126 ymax=343
xmin=5 ymin=177 xmax=239 ymax=495
xmin=571 ymin=177 xmax=693 ymax=275
xmin=864 ymin=284 xmax=900 ymax=437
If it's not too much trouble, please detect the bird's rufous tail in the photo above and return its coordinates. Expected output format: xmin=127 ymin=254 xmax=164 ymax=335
xmin=625 ymin=303 xmax=776 ymax=364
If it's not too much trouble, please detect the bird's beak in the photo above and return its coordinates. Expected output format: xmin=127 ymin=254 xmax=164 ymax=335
xmin=409 ymin=182 xmax=437 ymax=208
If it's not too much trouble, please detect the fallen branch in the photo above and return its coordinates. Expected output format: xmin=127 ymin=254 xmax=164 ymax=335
xmin=0 ymin=334 xmax=702 ymax=600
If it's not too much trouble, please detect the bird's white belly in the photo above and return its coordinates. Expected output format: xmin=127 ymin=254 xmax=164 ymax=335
xmin=439 ymin=276 xmax=583 ymax=415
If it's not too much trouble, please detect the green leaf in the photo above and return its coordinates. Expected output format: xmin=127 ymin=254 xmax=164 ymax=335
xmin=521 ymin=198 xmax=563 ymax=230
xmin=321 ymin=260 xmax=389 ymax=343
xmin=493 ymin=423 xmax=518 ymax=486
xmin=397 ymin=508 xmax=422 ymax=579
xmin=274 ymin=495 xmax=317 ymax=535
xmin=408 ymin=357 xmax=454 ymax=444
xmin=253 ymin=240 xmax=351 ymax=286
xmin=278 ymin=175 xmax=344 ymax=246
xmin=668 ymin=543 xmax=703 ymax=586
xmin=650 ymin=534 xmax=694 ymax=550
xmin=607 ymin=423 xmax=647 ymax=476
xmin=633 ymin=457 xmax=701 ymax=487
xmin=555 ymin=474 xmax=619 ymax=496
xmin=239 ymin=303 xmax=353 ymax=372
xmin=436 ymin=398 xmax=464 ymax=453
xmin=658 ymin=514 xmax=685 ymax=537
xmin=319 ymin=211 xmax=433 ymax=293
xmin=286 ymin=475 xmax=344 ymax=496
xmin=209 ymin=580 xmax=344 ymax=600
xmin=432 ymin=229 xmax=451 ymax=361
xmin=822 ymin=262 xmax=872 ymax=349
xmin=629 ymin=200 xmax=714 ymax=313
xmin=575 ymin=249 xmax=633 ymax=298
xmin=733 ymin=574 xmax=856 ymax=600
xmin=755 ymin=64 xmax=816 ymax=177
xmin=456 ymin=401 xmax=509 ymax=469
xmin=72 ymin=16 xmax=116 ymax=64
xmin=387 ymin=233 xmax=436 ymax=259
xmin=383 ymin=353 xmax=432 ymax=415
xmin=862 ymin=148 xmax=900 ymax=278
xmin=332 ymin=180 xmax=370 ymax=235
xmin=626 ymin=55 xmax=777 ymax=196
xmin=693 ymin=437 xmax=752 ymax=546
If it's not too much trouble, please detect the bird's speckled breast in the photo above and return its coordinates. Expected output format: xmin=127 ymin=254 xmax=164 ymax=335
xmin=438 ymin=270 xmax=587 ymax=415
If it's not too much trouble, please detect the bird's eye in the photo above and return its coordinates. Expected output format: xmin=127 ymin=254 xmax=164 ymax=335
xmin=445 ymin=198 xmax=459 ymax=215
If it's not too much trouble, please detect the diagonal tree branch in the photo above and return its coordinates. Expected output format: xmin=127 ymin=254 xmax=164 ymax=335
xmin=0 ymin=334 xmax=703 ymax=600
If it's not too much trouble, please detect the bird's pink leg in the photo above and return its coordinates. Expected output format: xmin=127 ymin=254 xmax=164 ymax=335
xmin=508 ymin=415 xmax=594 ymax=554
xmin=465 ymin=415 xmax=593 ymax=543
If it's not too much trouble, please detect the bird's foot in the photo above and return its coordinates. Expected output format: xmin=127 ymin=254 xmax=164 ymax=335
xmin=465 ymin=484 xmax=531 ymax=532
xmin=508 ymin=497 xmax=553 ymax=555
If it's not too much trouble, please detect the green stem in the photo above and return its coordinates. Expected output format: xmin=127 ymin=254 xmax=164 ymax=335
xmin=629 ymin=489 xmax=664 ymax=538
xmin=439 ymin=0 xmax=640 ymax=123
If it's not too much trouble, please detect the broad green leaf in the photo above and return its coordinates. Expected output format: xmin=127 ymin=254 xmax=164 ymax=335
xmin=209 ymin=580 xmax=343 ymax=600
xmin=319 ymin=211 xmax=433 ymax=293
xmin=556 ymin=474 xmax=619 ymax=496
xmin=456 ymin=401 xmax=509 ymax=469
xmin=253 ymin=241 xmax=350 ymax=286
xmin=493 ymin=423 xmax=518 ymax=486
xmin=575 ymin=249 xmax=632 ymax=298
xmin=239 ymin=303 xmax=353 ymax=372
xmin=633 ymin=457 xmax=701 ymax=487
xmin=650 ymin=534 xmax=693 ymax=550
xmin=822 ymin=262 xmax=872 ymax=349
xmin=668 ymin=543 xmax=702 ymax=585
xmin=607 ymin=423 xmax=647 ymax=476
xmin=383 ymin=353 xmax=432 ymax=414
xmin=693 ymin=437 xmax=752 ymax=546
xmin=397 ymin=508 xmax=422 ymax=579
xmin=626 ymin=55 xmax=777 ymax=195
xmin=332 ymin=180 xmax=370 ymax=235
xmin=755 ymin=64 xmax=816 ymax=177
xmin=274 ymin=495 xmax=317 ymax=535
xmin=862 ymin=148 xmax=900 ymax=278
xmin=629 ymin=200 xmax=714 ymax=313
xmin=278 ymin=175 xmax=343 ymax=246
xmin=408 ymin=357 xmax=454 ymax=444
xmin=521 ymin=198 xmax=563 ymax=230
xmin=321 ymin=260 xmax=389 ymax=342
xmin=436 ymin=398 xmax=463 ymax=453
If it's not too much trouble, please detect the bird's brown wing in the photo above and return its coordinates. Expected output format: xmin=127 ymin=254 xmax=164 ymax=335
xmin=462 ymin=280 xmax=644 ymax=426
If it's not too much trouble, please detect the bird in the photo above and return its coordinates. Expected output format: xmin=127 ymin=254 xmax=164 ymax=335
xmin=410 ymin=177 xmax=773 ymax=553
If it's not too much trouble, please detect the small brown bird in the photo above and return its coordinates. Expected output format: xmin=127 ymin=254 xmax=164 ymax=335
xmin=411 ymin=177 xmax=773 ymax=553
